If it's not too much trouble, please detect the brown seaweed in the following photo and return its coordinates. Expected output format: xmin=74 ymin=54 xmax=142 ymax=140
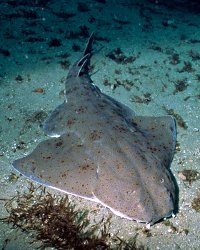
xmin=106 ymin=48 xmax=137 ymax=64
xmin=162 ymin=107 xmax=188 ymax=129
xmin=191 ymin=189 xmax=200 ymax=212
xmin=177 ymin=61 xmax=194 ymax=73
xmin=0 ymin=183 xmax=145 ymax=250
xmin=173 ymin=78 xmax=188 ymax=94
xmin=178 ymin=169 xmax=200 ymax=185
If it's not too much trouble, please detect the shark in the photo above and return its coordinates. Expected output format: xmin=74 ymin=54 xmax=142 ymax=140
xmin=13 ymin=33 xmax=177 ymax=225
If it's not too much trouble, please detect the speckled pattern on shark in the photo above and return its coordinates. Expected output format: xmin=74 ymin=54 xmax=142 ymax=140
xmin=13 ymin=33 xmax=177 ymax=225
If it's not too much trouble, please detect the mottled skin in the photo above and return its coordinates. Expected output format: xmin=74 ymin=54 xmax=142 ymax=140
xmin=13 ymin=34 xmax=177 ymax=224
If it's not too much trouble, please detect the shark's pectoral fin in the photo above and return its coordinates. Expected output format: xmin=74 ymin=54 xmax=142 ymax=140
xmin=130 ymin=116 xmax=176 ymax=167
xmin=13 ymin=132 xmax=97 ymax=199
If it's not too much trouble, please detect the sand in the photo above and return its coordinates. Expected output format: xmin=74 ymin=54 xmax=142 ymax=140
xmin=0 ymin=0 xmax=199 ymax=249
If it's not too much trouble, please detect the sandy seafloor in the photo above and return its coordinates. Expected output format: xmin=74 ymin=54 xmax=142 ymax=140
xmin=0 ymin=0 xmax=200 ymax=249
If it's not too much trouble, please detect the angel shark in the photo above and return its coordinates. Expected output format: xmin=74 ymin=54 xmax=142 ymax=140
xmin=13 ymin=33 xmax=177 ymax=225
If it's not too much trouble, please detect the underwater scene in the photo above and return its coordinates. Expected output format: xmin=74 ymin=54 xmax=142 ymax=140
xmin=0 ymin=0 xmax=200 ymax=249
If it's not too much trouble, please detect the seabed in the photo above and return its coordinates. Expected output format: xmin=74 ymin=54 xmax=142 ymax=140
xmin=0 ymin=0 xmax=200 ymax=249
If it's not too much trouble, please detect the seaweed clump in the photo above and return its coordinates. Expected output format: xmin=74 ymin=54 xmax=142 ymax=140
xmin=178 ymin=169 xmax=200 ymax=185
xmin=162 ymin=106 xmax=188 ymax=129
xmin=1 ymin=183 xmax=144 ymax=250
xmin=191 ymin=189 xmax=200 ymax=213
xmin=173 ymin=78 xmax=188 ymax=94
xmin=106 ymin=48 xmax=137 ymax=64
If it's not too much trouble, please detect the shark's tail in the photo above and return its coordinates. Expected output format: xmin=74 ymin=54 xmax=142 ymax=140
xmin=77 ymin=32 xmax=94 ymax=76
xmin=83 ymin=32 xmax=94 ymax=57
xmin=67 ymin=33 xmax=95 ymax=78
